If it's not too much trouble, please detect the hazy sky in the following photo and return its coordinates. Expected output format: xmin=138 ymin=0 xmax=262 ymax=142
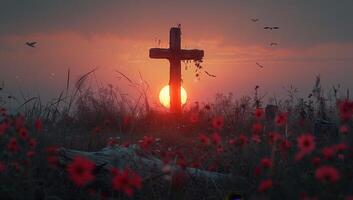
xmin=1 ymin=0 xmax=353 ymax=105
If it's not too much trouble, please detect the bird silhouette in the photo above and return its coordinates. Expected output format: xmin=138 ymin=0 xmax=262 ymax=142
xmin=26 ymin=42 xmax=37 ymax=48
xmin=256 ymin=62 xmax=265 ymax=68
xmin=251 ymin=18 xmax=259 ymax=22
xmin=270 ymin=42 xmax=278 ymax=46
xmin=264 ymin=26 xmax=279 ymax=30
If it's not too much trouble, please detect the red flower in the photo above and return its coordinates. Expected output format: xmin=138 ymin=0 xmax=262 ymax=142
xmin=297 ymin=133 xmax=316 ymax=155
xmin=47 ymin=156 xmax=59 ymax=168
xmin=338 ymin=99 xmax=353 ymax=121
xmin=7 ymin=137 xmax=20 ymax=153
xmin=189 ymin=113 xmax=199 ymax=123
xmin=228 ymin=138 xmax=236 ymax=145
xmin=268 ymin=132 xmax=282 ymax=145
xmin=139 ymin=136 xmax=154 ymax=151
xmin=122 ymin=116 xmax=131 ymax=125
xmin=14 ymin=115 xmax=25 ymax=130
xmin=258 ymin=179 xmax=273 ymax=192
xmin=0 ymin=161 xmax=6 ymax=173
xmin=112 ymin=168 xmax=142 ymax=197
xmin=335 ymin=143 xmax=348 ymax=152
xmin=311 ymin=157 xmax=321 ymax=166
xmin=260 ymin=158 xmax=272 ymax=169
xmin=34 ymin=118 xmax=43 ymax=132
xmin=18 ymin=127 xmax=29 ymax=140
xmin=212 ymin=116 xmax=224 ymax=129
xmin=211 ymin=132 xmax=221 ymax=145
xmin=254 ymin=108 xmax=264 ymax=119
xmin=252 ymin=123 xmax=263 ymax=135
xmin=315 ymin=165 xmax=340 ymax=183
xmin=0 ymin=122 xmax=9 ymax=136
xmin=279 ymin=140 xmax=292 ymax=153
xmin=198 ymin=133 xmax=210 ymax=145
xmin=28 ymin=138 xmax=37 ymax=149
xmin=340 ymin=125 xmax=349 ymax=135
xmin=45 ymin=146 xmax=59 ymax=155
xmin=238 ymin=134 xmax=248 ymax=146
xmin=66 ymin=156 xmax=95 ymax=187
xmin=275 ymin=112 xmax=288 ymax=126
xmin=321 ymin=147 xmax=336 ymax=160
xmin=253 ymin=166 xmax=261 ymax=177
xmin=26 ymin=151 xmax=35 ymax=158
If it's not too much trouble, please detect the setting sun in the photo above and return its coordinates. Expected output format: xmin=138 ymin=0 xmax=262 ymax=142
xmin=159 ymin=85 xmax=187 ymax=108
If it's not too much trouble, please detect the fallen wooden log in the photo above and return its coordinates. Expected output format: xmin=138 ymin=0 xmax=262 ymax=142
xmin=58 ymin=144 xmax=230 ymax=183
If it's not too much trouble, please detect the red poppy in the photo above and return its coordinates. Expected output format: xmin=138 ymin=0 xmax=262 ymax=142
xmin=268 ymin=132 xmax=282 ymax=145
xmin=212 ymin=116 xmax=224 ymax=129
xmin=297 ymin=133 xmax=316 ymax=155
xmin=253 ymin=166 xmax=261 ymax=177
xmin=321 ymin=147 xmax=336 ymax=160
xmin=14 ymin=115 xmax=25 ymax=130
xmin=228 ymin=138 xmax=236 ymax=145
xmin=279 ymin=140 xmax=292 ymax=153
xmin=47 ymin=156 xmax=59 ymax=168
xmin=123 ymin=116 xmax=131 ymax=125
xmin=254 ymin=108 xmax=264 ymax=119
xmin=260 ymin=158 xmax=272 ymax=169
xmin=107 ymin=137 xmax=117 ymax=146
xmin=338 ymin=99 xmax=353 ymax=121
xmin=275 ymin=112 xmax=288 ymax=126
xmin=311 ymin=157 xmax=321 ymax=166
xmin=45 ymin=146 xmax=59 ymax=155
xmin=238 ymin=134 xmax=248 ymax=146
xmin=7 ymin=137 xmax=20 ymax=153
xmin=66 ymin=156 xmax=95 ymax=187
xmin=0 ymin=161 xmax=6 ymax=173
xmin=189 ymin=113 xmax=199 ymax=123
xmin=335 ymin=143 xmax=348 ymax=152
xmin=315 ymin=165 xmax=340 ymax=183
xmin=198 ymin=133 xmax=210 ymax=145
xmin=0 ymin=122 xmax=8 ymax=136
xmin=34 ymin=118 xmax=43 ymax=132
xmin=252 ymin=123 xmax=263 ymax=135
xmin=339 ymin=125 xmax=349 ymax=135
xmin=211 ymin=132 xmax=221 ymax=145
xmin=28 ymin=138 xmax=37 ymax=149
xmin=18 ymin=127 xmax=29 ymax=140
xmin=258 ymin=179 xmax=273 ymax=192
xmin=26 ymin=151 xmax=35 ymax=158
xmin=139 ymin=136 xmax=154 ymax=151
xmin=112 ymin=168 xmax=142 ymax=197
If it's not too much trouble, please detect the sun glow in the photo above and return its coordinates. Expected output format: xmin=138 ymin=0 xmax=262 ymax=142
xmin=159 ymin=85 xmax=187 ymax=108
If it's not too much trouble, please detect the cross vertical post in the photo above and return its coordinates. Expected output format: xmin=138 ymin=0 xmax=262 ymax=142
xmin=149 ymin=27 xmax=204 ymax=113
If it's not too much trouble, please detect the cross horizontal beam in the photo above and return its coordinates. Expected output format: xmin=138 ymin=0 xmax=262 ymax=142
xmin=149 ymin=48 xmax=204 ymax=61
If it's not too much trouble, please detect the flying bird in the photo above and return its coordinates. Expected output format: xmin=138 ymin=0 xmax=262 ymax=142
xmin=26 ymin=42 xmax=37 ymax=48
xmin=251 ymin=18 xmax=259 ymax=22
xmin=270 ymin=42 xmax=278 ymax=46
xmin=256 ymin=62 xmax=265 ymax=68
xmin=205 ymin=71 xmax=216 ymax=77
xmin=264 ymin=26 xmax=279 ymax=30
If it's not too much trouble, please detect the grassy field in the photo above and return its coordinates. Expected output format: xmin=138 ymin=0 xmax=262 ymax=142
xmin=0 ymin=75 xmax=352 ymax=200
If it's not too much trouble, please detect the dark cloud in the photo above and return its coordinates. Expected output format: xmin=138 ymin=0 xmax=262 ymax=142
xmin=1 ymin=0 xmax=352 ymax=48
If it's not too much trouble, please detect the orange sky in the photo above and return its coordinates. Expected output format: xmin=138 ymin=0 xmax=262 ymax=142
xmin=1 ymin=1 xmax=353 ymax=106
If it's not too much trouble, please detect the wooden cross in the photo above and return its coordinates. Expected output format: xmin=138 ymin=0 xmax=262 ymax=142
xmin=149 ymin=27 xmax=204 ymax=113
